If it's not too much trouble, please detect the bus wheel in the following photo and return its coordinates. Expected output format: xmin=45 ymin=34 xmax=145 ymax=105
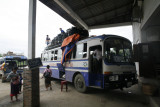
xmin=74 ymin=74 xmax=87 ymax=93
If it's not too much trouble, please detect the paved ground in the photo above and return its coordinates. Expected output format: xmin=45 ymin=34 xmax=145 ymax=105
xmin=0 ymin=75 xmax=150 ymax=107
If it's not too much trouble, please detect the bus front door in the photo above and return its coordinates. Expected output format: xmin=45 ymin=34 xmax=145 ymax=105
xmin=89 ymin=46 xmax=103 ymax=88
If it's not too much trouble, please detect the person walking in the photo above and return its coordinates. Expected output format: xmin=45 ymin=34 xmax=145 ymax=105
xmin=43 ymin=65 xmax=52 ymax=91
xmin=6 ymin=67 xmax=20 ymax=102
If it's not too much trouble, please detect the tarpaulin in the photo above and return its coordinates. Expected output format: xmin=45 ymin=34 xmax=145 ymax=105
xmin=61 ymin=34 xmax=80 ymax=64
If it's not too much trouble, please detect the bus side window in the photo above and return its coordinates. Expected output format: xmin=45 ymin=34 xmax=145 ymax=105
xmin=42 ymin=53 xmax=45 ymax=61
xmin=41 ymin=53 xmax=43 ymax=61
xmin=54 ymin=50 xmax=58 ymax=60
xmin=47 ymin=52 xmax=49 ymax=61
xmin=76 ymin=44 xmax=83 ymax=59
xmin=72 ymin=46 xmax=76 ymax=59
xmin=76 ymin=43 xmax=87 ymax=59
xmin=52 ymin=51 xmax=54 ymax=54
xmin=51 ymin=51 xmax=54 ymax=60
xmin=48 ymin=51 xmax=52 ymax=61
xmin=51 ymin=57 xmax=53 ymax=60
xmin=44 ymin=52 xmax=48 ymax=61
xmin=83 ymin=43 xmax=87 ymax=58
xmin=57 ymin=49 xmax=62 ymax=60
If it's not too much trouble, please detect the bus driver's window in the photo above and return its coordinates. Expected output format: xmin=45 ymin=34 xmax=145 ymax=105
xmin=83 ymin=43 xmax=87 ymax=58
xmin=51 ymin=51 xmax=54 ymax=60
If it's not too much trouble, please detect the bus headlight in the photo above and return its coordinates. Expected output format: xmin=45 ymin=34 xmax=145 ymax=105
xmin=109 ymin=75 xmax=119 ymax=81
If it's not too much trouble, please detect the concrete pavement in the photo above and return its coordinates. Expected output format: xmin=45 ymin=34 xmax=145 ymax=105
xmin=0 ymin=75 xmax=157 ymax=107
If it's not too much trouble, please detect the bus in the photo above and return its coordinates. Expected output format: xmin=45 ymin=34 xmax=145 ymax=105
xmin=40 ymin=34 xmax=138 ymax=92
xmin=0 ymin=55 xmax=27 ymax=82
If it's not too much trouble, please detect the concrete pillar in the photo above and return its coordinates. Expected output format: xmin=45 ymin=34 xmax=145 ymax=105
xmin=24 ymin=0 xmax=39 ymax=107
xmin=23 ymin=67 xmax=40 ymax=107
xmin=28 ymin=0 xmax=37 ymax=59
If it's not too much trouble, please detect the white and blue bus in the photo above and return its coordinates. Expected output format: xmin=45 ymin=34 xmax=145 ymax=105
xmin=0 ymin=55 xmax=27 ymax=82
xmin=40 ymin=34 xmax=138 ymax=92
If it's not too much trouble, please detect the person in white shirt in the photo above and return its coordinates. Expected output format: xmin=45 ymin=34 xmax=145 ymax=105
xmin=93 ymin=47 xmax=102 ymax=73
xmin=93 ymin=48 xmax=102 ymax=61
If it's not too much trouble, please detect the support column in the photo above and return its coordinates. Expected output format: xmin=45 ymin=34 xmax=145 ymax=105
xmin=23 ymin=67 xmax=39 ymax=107
xmin=28 ymin=0 xmax=36 ymax=59
xmin=24 ymin=0 xmax=39 ymax=107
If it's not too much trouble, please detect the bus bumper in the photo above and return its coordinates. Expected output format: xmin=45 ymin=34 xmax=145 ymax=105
xmin=104 ymin=73 xmax=138 ymax=89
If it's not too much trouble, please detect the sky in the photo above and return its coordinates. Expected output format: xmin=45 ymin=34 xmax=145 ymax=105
xmin=0 ymin=0 xmax=133 ymax=57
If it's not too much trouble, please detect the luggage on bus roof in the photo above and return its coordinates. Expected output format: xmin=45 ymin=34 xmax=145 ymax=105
xmin=48 ymin=27 xmax=89 ymax=49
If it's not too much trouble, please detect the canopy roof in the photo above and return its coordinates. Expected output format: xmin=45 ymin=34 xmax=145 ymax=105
xmin=39 ymin=0 xmax=135 ymax=30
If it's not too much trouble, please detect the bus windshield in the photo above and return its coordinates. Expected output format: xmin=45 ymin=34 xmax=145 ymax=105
xmin=5 ymin=59 xmax=27 ymax=70
xmin=104 ymin=38 xmax=132 ymax=63
xmin=5 ymin=60 xmax=17 ymax=69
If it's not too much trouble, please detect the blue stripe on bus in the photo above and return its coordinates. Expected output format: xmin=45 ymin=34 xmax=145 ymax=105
xmin=66 ymin=67 xmax=88 ymax=70
xmin=43 ymin=66 xmax=88 ymax=70
xmin=68 ymin=59 xmax=88 ymax=62
xmin=42 ymin=59 xmax=88 ymax=63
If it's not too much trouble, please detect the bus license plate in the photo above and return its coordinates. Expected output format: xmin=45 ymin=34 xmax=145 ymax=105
xmin=127 ymin=82 xmax=132 ymax=87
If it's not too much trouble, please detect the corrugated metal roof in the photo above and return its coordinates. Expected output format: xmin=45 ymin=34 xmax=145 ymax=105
xmin=39 ymin=0 xmax=135 ymax=29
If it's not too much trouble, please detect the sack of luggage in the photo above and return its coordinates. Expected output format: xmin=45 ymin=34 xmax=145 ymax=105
xmin=79 ymin=28 xmax=89 ymax=39
xmin=66 ymin=27 xmax=89 ymax=39
xmin=66 ymin=27 xmax=79 ymax=36
xmin=57 ymin=34 xmax=63 ymax=44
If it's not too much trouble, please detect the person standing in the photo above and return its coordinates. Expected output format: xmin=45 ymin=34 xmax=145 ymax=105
xmin=60 ymin=28 xmax=67 ymax=40
xmin=93 ymin=48 xmax=102 ymax=61
xmin=93 ymin=47 xmax=102 ymax=73
xmin=43 ymin=65 xmax=52 ymax=91
xmin=46 ymin=35 xmax=51 ymax=45
xmin=19 ymin=73 xmax=23 ymax=93
xmin=59 ymin=28 xmax=65 ymax=34
xmin=6 ymin=67 xmax=20 ymax=102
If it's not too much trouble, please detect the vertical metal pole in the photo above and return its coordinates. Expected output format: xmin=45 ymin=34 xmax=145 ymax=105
xmin=28 ymin=0 xmax=36 ymax=59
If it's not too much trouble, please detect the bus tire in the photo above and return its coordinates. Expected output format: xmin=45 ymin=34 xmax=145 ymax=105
xmin=74 ymin=74 xmax=87 ymax=93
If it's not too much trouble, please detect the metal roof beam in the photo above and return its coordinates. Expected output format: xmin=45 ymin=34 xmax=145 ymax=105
xmin=97 ymin=12 xmax=131 ymax=25
xmin=89 ymin=22 xmax=131 ymax=30
xmin=84 ymin=2 xmax=133 ymax=21
xmin=74 ymin=0 xmax=105 ymax=12
xmin=54 ymin=0 xmax=88 ymax=30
